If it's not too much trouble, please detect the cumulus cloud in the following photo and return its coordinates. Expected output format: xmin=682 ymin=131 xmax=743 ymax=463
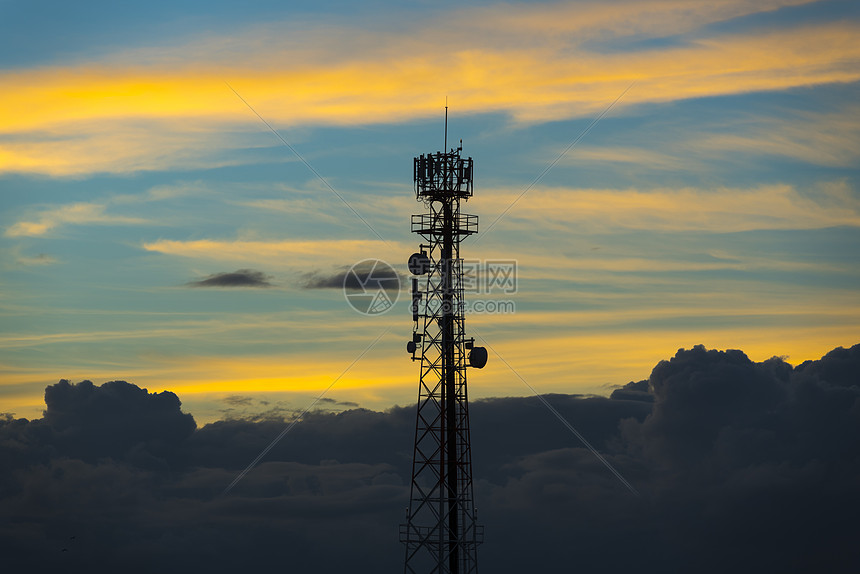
xmin=186 ymin=269 xmax=273 ymax=288
xmin=1 ymin=344 xmax=858 ymax=572
xmin=45 ymin=379 xmax=196 ymax=465
xmin=608 ymin=379 xmax=653 ymax=402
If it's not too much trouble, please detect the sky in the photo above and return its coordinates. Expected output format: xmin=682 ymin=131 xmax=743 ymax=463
xmin=2 ymin=0 xmax=859 ymax=422
xmin=1 ymin=1 xmax=859 ymax=570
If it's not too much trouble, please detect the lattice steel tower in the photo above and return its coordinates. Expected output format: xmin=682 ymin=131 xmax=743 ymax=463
xmin=401 ymin=117 xmax=487 ymax=574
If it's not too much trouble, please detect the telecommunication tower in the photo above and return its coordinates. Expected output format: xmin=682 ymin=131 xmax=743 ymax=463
xmin=401 ymin=113 xmax=487 ymax=574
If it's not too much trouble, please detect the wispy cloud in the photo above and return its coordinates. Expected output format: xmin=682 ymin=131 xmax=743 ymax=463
xmin=696 ymin=106 xmax=860 ymax=168
xmin=563 ymin=98 xmax=860 ymax=171
xmin=477 ymin=181 xmax=860 ymax=234
xmin=15 ymin=253 xmax=58 ymax=266
xmin=564 ymin=146 xmax=688 ymax=170
xmin=5 ymin=202 xmax=147 ymax=237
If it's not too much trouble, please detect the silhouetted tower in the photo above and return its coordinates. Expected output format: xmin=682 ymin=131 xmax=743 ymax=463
xmin=401 ymin=115 xmax=487 ymax=574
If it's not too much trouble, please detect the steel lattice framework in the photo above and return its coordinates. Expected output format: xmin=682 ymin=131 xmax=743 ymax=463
xmin=401 ymin=140 xmax=485 ymax=574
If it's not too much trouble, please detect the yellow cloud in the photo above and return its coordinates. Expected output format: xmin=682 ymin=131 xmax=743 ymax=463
xmin=142 ymin=238 xmax=403 ymax=267
xmin=0 ymin=2 xmax=857 ymax=175
xmin=5 ymin=202 xmax=148 ymax=237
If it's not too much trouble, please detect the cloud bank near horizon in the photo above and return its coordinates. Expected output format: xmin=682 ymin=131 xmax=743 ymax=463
xmin=2 ymin=343 xmax=858 ymax=572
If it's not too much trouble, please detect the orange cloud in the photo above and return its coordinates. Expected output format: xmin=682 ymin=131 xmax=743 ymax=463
xmin=0 ymin=2 xmax=857 ymax=175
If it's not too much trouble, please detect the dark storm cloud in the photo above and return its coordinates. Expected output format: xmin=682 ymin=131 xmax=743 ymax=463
xmin=609 ymin=378 xmax=653 ymax=402
xmin=186 ymin=268 xmax=273 ymax=288
xmin=0 ymin=380 xmax=195 ymax=474
xmin=42 ymin=380 xmax=196 ymax=460
xmin=2 ymin=344 xmax=859 ymax=572
xmin=301 ymin=266 xmax=351 ymax=288
xmin=302 ymin=261 xmax=404 ymax=290
xmin=795 ymin=343 xmax=860 ymax=387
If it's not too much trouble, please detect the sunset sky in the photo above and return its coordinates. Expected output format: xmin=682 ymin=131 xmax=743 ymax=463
xmin=2 ymin=0 xmax=858 ymax=423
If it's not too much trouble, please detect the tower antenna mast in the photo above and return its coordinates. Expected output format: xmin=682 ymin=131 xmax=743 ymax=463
xmin=402 ymin=111 xmax=487 ymax=574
